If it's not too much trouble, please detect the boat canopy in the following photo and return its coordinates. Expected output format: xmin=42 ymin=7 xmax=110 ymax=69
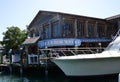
xmin=38 ymin=38 xmax=111 ymax=48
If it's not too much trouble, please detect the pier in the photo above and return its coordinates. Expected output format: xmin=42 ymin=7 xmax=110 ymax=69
xmin=0 ymin=47 xmax=102 ymax=75
xmin=0 ymin=47 xmax=104 ymax=75
xmin=0 ymin=54 xmax=59 ymax=75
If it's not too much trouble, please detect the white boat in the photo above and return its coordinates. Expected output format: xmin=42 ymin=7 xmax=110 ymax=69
xmin=52 ymin=35 xmax=120 ymax=76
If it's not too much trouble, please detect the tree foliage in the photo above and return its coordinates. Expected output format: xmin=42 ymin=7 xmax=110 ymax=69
xmin=1 ymin=26 xmax=27 ymax=53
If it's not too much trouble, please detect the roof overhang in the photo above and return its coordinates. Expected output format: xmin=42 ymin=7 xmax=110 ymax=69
xmin=22 ymin=36 xmax=40 ymax=45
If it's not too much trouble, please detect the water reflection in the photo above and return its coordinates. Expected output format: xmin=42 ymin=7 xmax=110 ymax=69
xmin=0 ymin=73 xmax=118 ymax=82
xmin=0 ymin=74 xmax=29 ymax=82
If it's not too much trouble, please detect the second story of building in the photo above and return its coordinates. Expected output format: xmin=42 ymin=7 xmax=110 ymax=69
xmin=28 ymin=11 xmax=118 ymax=40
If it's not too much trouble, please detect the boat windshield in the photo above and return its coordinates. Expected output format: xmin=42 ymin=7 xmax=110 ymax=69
xmin=105 ymin=42 xmax=120 ymax=51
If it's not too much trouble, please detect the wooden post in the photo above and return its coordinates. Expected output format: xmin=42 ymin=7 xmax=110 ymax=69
xmin=95 ymin=22 xmax=98 ymax=37
xmin=85 ymin=21 xmax=88 ymax=37
xmin=59 ymin=15 xmax=62 ymax=38
xmin=20 ymin=66 xmax=23 ymax=76
xmin=44 ymin=50 xmax=48 ymax=77
xmin=20 ymin=46 xmax=23 ymax=75
xmin=74 ymin=19 xmax=77 ymax=38
xmin=9 ymin=49 xmax=12 ymax=74
xmin=25 ymin=45 xmax=28 ymax=65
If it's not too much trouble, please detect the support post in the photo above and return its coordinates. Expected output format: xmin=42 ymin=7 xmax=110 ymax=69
xmin=9 ymin=49 xmax=12 ymax=74
xmin=85 ymin=21 xmax=89 ymax=37
xmin=44 ymin=50 xmax=48 ymax=77
xmin=74 ymin=19 xmax=77 ymax=38
xmin=45 ymin=58 xmax=48 ymax=76
xmin=20 ymin=66 xmax=23 ymax=76
xmin=20 ymin=46 xmax=23 ymax=75
xmin=95 ymin=22 xmax=98 ymax=37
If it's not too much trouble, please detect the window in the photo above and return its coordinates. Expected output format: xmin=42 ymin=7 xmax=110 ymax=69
xmin=64 ymin=23 xmax=70 ymax=36
xmin=77 ymin=22 xmax=85 ymax=38
xmin=30 ymin=30 xmax=35 ymax=37
xmin=52 ymin=21 xmax=61 ymax=38
xmin=97 ymin=24 xmax=106 ymax=37
xmin=63 ymin=20 xmax=74 ymax=37
xmin=39 ymin=28 xmax=43 ymax=39
xmin=45 ymin=25 xmax=51 ymax=39
xmin=35 ymin=28 xmax=40 ymax=36
xmin=88 ymin=23 xmax=95 ymax=37
xmin=29 ymin=31 xmax=33 ymax=37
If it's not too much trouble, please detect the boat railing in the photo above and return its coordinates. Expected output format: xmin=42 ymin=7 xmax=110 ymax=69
xmin=39 ymin=47 xmax=105 ymax=58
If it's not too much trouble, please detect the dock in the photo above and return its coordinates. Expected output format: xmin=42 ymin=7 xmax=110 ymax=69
xmin=0 ymin=47 xmax=104 ymax=74
xmin=0 ymin=57 xmax=60 ymax=76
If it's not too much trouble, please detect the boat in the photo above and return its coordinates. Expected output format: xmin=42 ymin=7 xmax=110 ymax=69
xmin=51 ymin=32 xmax=120 ymax=76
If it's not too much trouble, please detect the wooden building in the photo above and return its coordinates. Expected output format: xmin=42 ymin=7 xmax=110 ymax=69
xmin=22 ymin=10 xmax=119 ymax=65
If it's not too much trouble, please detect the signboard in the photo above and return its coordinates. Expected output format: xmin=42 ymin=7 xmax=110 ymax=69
xmin=38 ymin=38 xmax=81 ymax=48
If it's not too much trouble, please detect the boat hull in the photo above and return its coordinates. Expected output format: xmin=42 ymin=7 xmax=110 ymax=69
xmin=52 ymin=57 xmax=120 ymax=76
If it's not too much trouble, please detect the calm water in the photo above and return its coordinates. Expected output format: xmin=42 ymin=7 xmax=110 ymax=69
xmin=0 ymin=71 xmax=119 ymax=82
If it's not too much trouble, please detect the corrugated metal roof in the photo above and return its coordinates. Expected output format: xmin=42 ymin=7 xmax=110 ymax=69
xmin=22 ymin=36 xmax=40 ymax=45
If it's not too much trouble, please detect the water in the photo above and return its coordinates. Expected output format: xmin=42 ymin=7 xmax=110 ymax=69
xmin=0 ymin=71 xmax=118 ymax=82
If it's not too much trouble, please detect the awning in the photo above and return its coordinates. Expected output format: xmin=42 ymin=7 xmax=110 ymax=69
xmin=38 ymin=38 xmax=81 ymax=48
xmin=22 ymin=36 xmax=40 ymax=45
xmin=38 ymin=38 xmax=112 ymax=48
xmin=80 ymin=38 xmax=112 ymax=42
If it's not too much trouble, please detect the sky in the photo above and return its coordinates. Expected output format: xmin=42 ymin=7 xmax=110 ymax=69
xmin=0 ymin=0 xmax=120 ymax=41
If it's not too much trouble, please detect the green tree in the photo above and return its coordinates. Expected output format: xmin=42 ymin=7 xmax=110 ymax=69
xmin=1 ymin=26 xmax=27 ymax=53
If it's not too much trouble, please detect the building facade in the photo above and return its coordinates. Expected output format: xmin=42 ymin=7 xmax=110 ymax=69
xmin=22 ymin=11 xmax=120 ymax=64
xmin=28 ymin=11 xmax=117 ymax=47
